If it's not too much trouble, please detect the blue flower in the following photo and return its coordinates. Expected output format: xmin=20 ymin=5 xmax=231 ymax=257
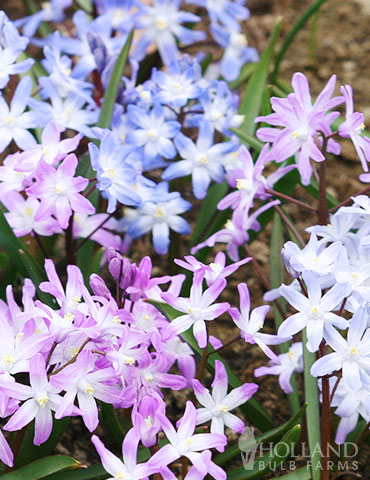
xmin=186 ymin=81 xmax=244 ymax=135
xmin=28 ymin=77 xmax=99 ymax=136
xmin=124 ymin=183 xmax=192 ymax=255
xmin=163 ymin=121 xmax=234 ymax=199
xmin=151 ymin=56 xmax=203 ymax=108
xmin=89 ymin=131 xmax=142 ymax=213
xmin=211 ymin=24 xmax=258 ymax=82
xmin=15 ymin=0 xmax=72 ymax=38
xmin=0 ymin=76 xmax=41 ymax=152
xmin=126 ymin=103 xmax=181 ymax=160
xmin=0 ymin=12 xmax=34 ymax=88
xmin=133 ymin=0 xmax=206 ymax=65
xmin=186 ymin=0 xmax=250 ymax=30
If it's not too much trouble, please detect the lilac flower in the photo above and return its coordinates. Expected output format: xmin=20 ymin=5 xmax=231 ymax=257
xmin=0 ymin=12 xmax=34 ymax=88
xmin=0 ymin=75 xmax=39 ymax=152
xmin=192 ymin=200 xmax=280 ymax=261
xmin=279 ymin=271 xmax=349 ymax=352
xmin=174 ymin=252 xmax=250 ymax=287
xmin=256 ymin=73 xmax=343 ymax=185
xmin=73 ymin=213 xmax=121 ymax=250
xmin=134 ymin=0 xmax=206 ymax=65
xmin=311 ymin=308 xmax=370 ymax=391
xmin=17 ymin=122 xmax=81 ymax=172
xmin=217 ymin=145 xmax=267 ymax=220
xmin=132 ymin=396 xmax=166 ymax=448
xmin=230 ymin=283 xmax=290 ymax=360
xmin=0 ymin=317 xmax=52 ymax=377
xmin=26 ymin=154 xmax=95 ymax=230
xmin=192 ymin=360 xmax=258 ymax=435
xmin=92 ymin=429 xmax=153 ymax=480
xmin=50 ymin=350 xmax=119 ymax=431
xmin=2 ymin=192 xmax=61 ymax=237
xmin=163 ymin=121 xmax=234 ymax=199
xmin=0 ymin=428 xmax=13 ymax=467
xmin=338 ymin=85 xmax=370 ymax=171
xmin=126 ymin=191 xmax=192 ymax=255
xmin=134 ymin=352 xmax=187 ymax=393
xmin=162 ymin=270 xmax=229 ymax=348
xmin=105 ymin=326 xmax=148 ymax=375
xmin=0 ymin=354 xmax=64 ymax=445
xmin=126 ymin=103 xmax=181 ymax=160
xmin=39 ymin=259 xmax=85 ymax=316
xmin=89 ymin=131 xmax=142 ymax=213
xmin=161 ymin=336 xmax=196 ymax=386
xmin=254 ymin=342 xmax=304 ymax=394
xmin=148 ymin=401 xmax=227 ymax=475
xmin=0 ymin=153 xmax=30 ymax=197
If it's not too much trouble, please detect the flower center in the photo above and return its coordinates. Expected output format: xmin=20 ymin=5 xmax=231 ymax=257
xmin=38 ymin=396 xmax=49 ymax=408
xmin=155 ymin=16 xmax=167 ymax=30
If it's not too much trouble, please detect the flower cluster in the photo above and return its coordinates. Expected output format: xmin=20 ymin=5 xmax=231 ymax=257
xmin=0 ymin=251 xmax=260 ymax=473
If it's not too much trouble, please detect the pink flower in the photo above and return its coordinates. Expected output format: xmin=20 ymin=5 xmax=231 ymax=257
xmin=26 ymin=154 xmax=95 ymax=229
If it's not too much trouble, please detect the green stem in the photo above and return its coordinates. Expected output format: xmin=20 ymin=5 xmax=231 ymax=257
xmin=302 ymin=329 xmax=321 ymax=480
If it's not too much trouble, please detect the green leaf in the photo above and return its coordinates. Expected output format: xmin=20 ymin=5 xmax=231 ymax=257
xmin=190 ymin=182 xmax=229 ymax=248
xmin=14 ymin=418 xmax=70 ymax=468
xmin=269 ymin=212 xmax=300 ymax=415
xmin=272 ymin=0 xmax=328 ymax=81
xmin=239 ymin=17 xmax=282 ymax=135
xmin=229 ymin=128 xmax=264 ymax=152
xmin=276 ymin=467 xmax=312 ymax=480
xmin=0 ymin=207 xmax=53 ymax=306
xmin=214 ymin=403 xmax=307 ymax=466
xmin=151 ymin=301 xmax=274 ymax=432
xmin=0 ymin=456 xmax=81 ymax=480
xmin=227 ymin=425 xmax=302 ymax=480
xmin=97 ymin=29 xmax=134 ymax=129
xmin=302 ymin=329 xmax=321 ymax=480
xmin=43 ymin=465 xmax=106 ymax=480
xmin=228 ymin=62 xmax=256 ymax=90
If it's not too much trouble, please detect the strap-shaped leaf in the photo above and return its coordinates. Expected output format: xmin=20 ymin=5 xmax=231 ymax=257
xmin=302 ymin=329 xmax=321 ymax=480
xmin=42 ymin=464 xmax=106 ymax=480
xmin=0 ymin=456 xmax=81 ymax=480
xmin=239 ymin=18 xmax=282 ymax=135
xmin=97 ymin=29 xmax=134 ymax=129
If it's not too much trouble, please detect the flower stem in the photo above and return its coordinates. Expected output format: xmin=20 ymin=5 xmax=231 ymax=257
xmin=266 ymin=188 xmax=317 ymax=212
xmin=207 ymin=334 xmax=242 ymax=357
xmin=328 ymin=185 xmax=370 ymax=213
xmin=317 ymin=161 xmax=328 ymax=226
xmin=274 ymin=204 xmax=305 ymax=247
xmin=319 ymin=341 xmax=331 ymax=480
